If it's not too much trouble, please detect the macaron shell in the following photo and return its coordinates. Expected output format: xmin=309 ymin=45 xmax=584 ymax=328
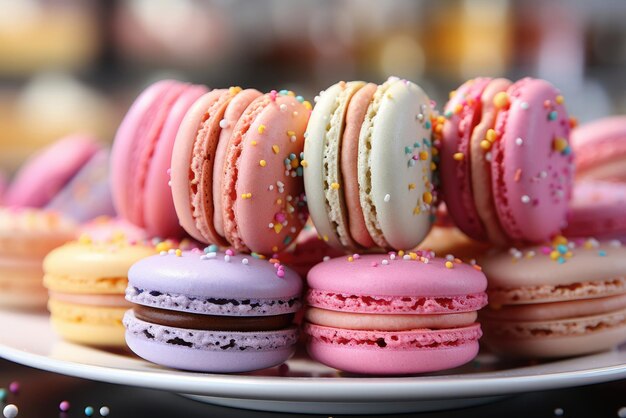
xmin=144 ymin=84 xmax=208 ymax=237
xmin=303 ymin=81 xmax=365 ymax=249
xmin=212 ymin=89 xmax=263 ymax=237
xmin=342 ymin=83 xmax=378 ymax=248
xmin=481 ymin=242 xmax=626 ymax=291
xmin=111 ymin=80 xmax=179 ymax=224
xmin=491 ymin=78 xmax=573 ymax=242
xmin=364 ymin=79 xmax=435 ymax=250
xmin=0 ymin=257 xmax=47 ymax=310
xmin=572 ymin=116 xmax=626 ymax=180
xmin=225 ymin=93 xmax=309 ymax=253
xmin=307 ymin=254 xmax=487 ymax=298
xmin=563 ymin=180 xmax=626 ymax=239
xmin=5 ymin=135 xmax=102 ymax=208
xmin=305 ymin=323 xmax=481 ymax=375
xmin=440 ymin=78 xmax=491 ymax=241
xmin=469 ymin=78 xmax=512 ymax=245
xmin=171 ymin=89 xmax=230 ymax=244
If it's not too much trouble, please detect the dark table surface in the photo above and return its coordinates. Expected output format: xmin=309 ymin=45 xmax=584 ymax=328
xmin=1 ymin=358 xmax=625 ymax=418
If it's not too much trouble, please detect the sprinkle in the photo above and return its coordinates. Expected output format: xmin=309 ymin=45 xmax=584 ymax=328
xmin=168 ymin=249 xmax=176 ymax=255
xmin=347 ymin=256 xmax=354 ymax=262
xmin=371 ymin=262 xmax=378 ymax=267
xmin=229 ymin=86 xmax=242 ymax=95
xmin=353 ymin=254 xmax=361 ymax=260
xmin=206 ymin=244 xmax=218 ymax=253
xmin=251 ymin=140 xmax=257 ymax=146
xmin=515 ymin=137 xmax=523 ymax=146
xmin=323 ymin=256 xmax=330 ymax=262
xmin=258 ymin=124 xmax=266 ymax=134
xmin=279 ymin=104 xmax=287 ymax=112
xmin=272 ymin=145 xmax=280 ymax=154
xmin=553 ymin=137 xmax=569 ymax=153
xmin=514 ymin=169 xmax=522 ymax=182
xmin=59 ymin=401 xmax=70 ymax=412
xmin=273 ymin=223 xmax=283 ymax=234
xmin=521 ymin=195 xmax=531 ymax=204
xmin=617 ymin=406 xmax=626 ymax=418
xmin=419 ymin=151 xmax=429 ymax=160
xmin=408 ymin=183 xmax=416 ymax=190
xmin=453 ymin=152 xmax=464 ymax=161
xmin=480 ymin=140 xmax=492 ymax=150
xmin=242 ymin=258 xmax=249 ymax=265
xmin=445 ymin=261 xmax=454 ymax=269
xmin=554 ymin=408 xmax=564 ymax=416
xmin=303 ymin=101 xmax=312 ymax=110
xmin=445 ymin=254 xmax=454 ymax=261
xmin=472 ymin=264 xmax=482 ymax=271
xmin=548 ymin=110 xmax=558 ymax=121
xmin=99 ymin=407 xmax=110 ymax=417
xmin=3 ymin=405 xmax=18 ymax=418
xmin=555 ymin=95 xmax=564 ymax=105
xmin=0 ymin=390 xmax=6 ymax=402
xmin=225 ymin=249 xmax=234 ymax=256
xmin=277 ymin=270 xmax=285 ymax=278
xmin=520 ymin=102 xmax=529 ymax=110
xmin=330 ymin=182 xmax=340 ymax=190
xmin=381 ymin=259 xmax=389 ymax=265
xmin=301 ymin=160 xmax=308 ymax=167
xmin=493 ymin=92 xmax=509 ymax=108
xmin=390 ymin=253 xmax=396 ymax=260
xmin=219 ymin=119 xmax=229 ymax=129
xmin=422 ymin=191 xmax=433 ymax=204
xmin=8 ymin=382 xmax=19 ymax=394
xmin=485 ymin=152 xmax=492 ymax=162
xmin=609 ymin=240 xmax=622 ymax=248
xmin=175 ymin=249 xmax=182 ymax=257
xmin=486 ymin=129 xmax=497 ymax=142
xmin=84 ymin=406 xmax=94 ymax=417
xmin=241 ymin=192 xmax=253 ymax=199
xmin=384 ymin=194 xmax=391 ymax=203
xmin=599 ymin=250 xmax=607 ymax=257
xmin=224 ymin=254 xmax=231 ymax=262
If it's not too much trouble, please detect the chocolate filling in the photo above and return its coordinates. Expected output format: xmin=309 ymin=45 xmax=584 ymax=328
xmin=133 ymin=305 xmax=294 ymax=331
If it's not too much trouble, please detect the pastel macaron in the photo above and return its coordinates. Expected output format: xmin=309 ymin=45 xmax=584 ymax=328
xmin=303 ymin=77 xmax=437 ymax=251
xmin=571 ymin=116 xmax=626 ymax=182
xmin=111 ymin=80 xmax=208 ymax=238
xmin=4 ymin=135 xmax=103 ymax=208
xmin=43 ymin=238 xmax=157 ymax=347
xmin=438 ymin=77 xmax=574 ymax=245
xmin=171 ymin=88 xmax=310 ymax=254
xmin=304 ymin=252 xmax=488 ymax=375
xmin=0 ymin=208 xmax=77 ymax=310
xmin=563 ymin=180 xmax=626 ymax=240
xmin=124 ymin=249 xmax=303 ymax=372
xmin=480 ymin=238 xmax=626 ymax=358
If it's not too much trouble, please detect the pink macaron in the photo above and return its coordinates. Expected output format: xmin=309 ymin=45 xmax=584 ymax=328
xmin=563 ymin=180 xmax=626 ymax=240
xmin=438 ymin=77 xmax=574 ymax=246
xmin=480 ymin=238 xmax=626 ymax=358
xmin=303 ymin=252 xmax=488 ymax=375
xmin=571 ymin=116 xmax=626 ymax=182
xmin=171 ymin=88 xmax=310 ymax=254
xmin=111 ymin=80 xmax=208 ymax=238
xmin=4 ymin=135 xmax=103 ymax=208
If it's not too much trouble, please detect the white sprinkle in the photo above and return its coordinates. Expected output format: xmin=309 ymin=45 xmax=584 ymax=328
xmin=3 ymin=405 xmax=18 ymax=418
xmin=207 ymin=252 xmax=217 ymax=258
xmin=423 ymin=258 xmax=429 ymax=264
xmin=304 ymin=132 xmax=309 ymax=138
xmin=390 ymin=254 xmax=396 ymax=260
xmin=219 ymin=119 xmax=229 ymax=129
xmin=526 ymin=250 xmax=536 ymax=258
xmin=469 ymin=259 xmax=477 ymax=265
xmin=282 ymin=220 xmax=288 ymax=226
xmin=290 ymin=227 xmax=297 ymax=233
xmin=520 ymin=102 xmax=529 ymax=110
xmin=277 ymin=181 xmax=285 ymax=187
xmin=381 ymin=259 xmax=389 ymax=265
xmin=290 ymin=135 xmax=297 ymax=143
xmin=268 ymin=185 xmax=274 ymax=191
xmin=384 ymin=194 xmax=391 ymax=203
xmin=515 ymin=137 xmax=523 ymax=146
xmin=280 ymin=104 xmax=288 ymax=112
xmin=540 ymin=171 xmax=548 ymax=179
xmin=554 ymin=408 xmax=564 ymax=416
xmin=285 ymin=170 xmax=290 ymax=176
xmin=167 ymin=181 xmax=172 ymax=187
xmin=293 ymin=111 xmax=299 ymax=117
xmin=242 ymin=258 xmax=249 ymax=265
xmin=485 ymin=152 xmax=492 ymax=162
xmin=403 ymin=255 xmax=411 ymax=260
xmin=609 ymin=240 xmax=622 ymax=248
xmin=287 ymin=195 xmax=293 ymax=201
xmin=160 ymin=251 xmax=167 ymax=256
xmin=445 ymin=254 xmax=454 ymax=261
xmin=588 ymin=238 xmax=600 ymax=248
xmin=521 ymin=195 xmax=531 ymax=204
xmin=617 ymin=406 xmax=626 ymax=418
xmin=100 ymin=407 xmax=110 ymax=417
xmin=269 ymin=223 xmax=274 ymax=228
xmin=291 ymin=171 xmax=297 ymax=177
xmin=168 ymin=249 xmax=176 ymax=254
xmin=323 ymin=256 xmax=330 ymax=262
xmin=224 ymin=255 xmax=231 ymax=262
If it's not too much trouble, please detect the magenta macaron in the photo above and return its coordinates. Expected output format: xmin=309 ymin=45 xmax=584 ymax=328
xmin=303 ymin=252 xmax=488 ymax=375
xmin=439 ymin=77 xmax=574 ymax=245
xmin=111 ymin=80 xmax=208 ymax=238
xmin=124 ymin=249 xmax=303 ymax=372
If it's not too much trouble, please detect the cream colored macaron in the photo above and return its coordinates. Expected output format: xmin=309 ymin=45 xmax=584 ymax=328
xmin=303 ymin=77 xmax=436 ymax=251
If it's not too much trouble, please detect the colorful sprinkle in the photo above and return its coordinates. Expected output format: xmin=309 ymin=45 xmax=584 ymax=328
xmin=84 ymin=406 xmax=94 ymax=417
xmin=422 ymin=191 xmax=433 ymax=204
xmin=258 ymin=125 xmax=266 ymax=134
xmin=330 ymin=182 xmax=340 ymax=190
xmin=272 ymin=145 xmax=280 ymax=154
xmin=493 ymin=92 xmax=509 ymax=109
xmin=555 ymin=95 xmax=564 ymax=105
xmin=480 ymin=140 xmax=492 ymax=150
xmin=486 ymin=129 xmax=497 ymax=142
xmin=453 ymin=152 xmax=464 ymax=161
xmin=8 ymin=382 xmax=19 ymax=394
xmin=59 ymin=401 xmax=70 ymax=412
xmin=548 ymin=110 xmax=558 ymax=121
xmin=599 ymin=250 xmax=607 ymax=257
xmin=408 ymin=183 xmax=416 ymax=190
xmin=445 ymin=261 xmax=454 ymax=269
xmin=241 ymin=193 xmax=253 ymax=199
xmin=419 ymin=151 xmax=429 ymax=160
xmin=175 ymin=249 xmax=182 ymax=257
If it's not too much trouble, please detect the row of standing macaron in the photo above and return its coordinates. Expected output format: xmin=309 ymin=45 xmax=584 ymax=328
xmin=0 ymin=75 xmax=625 ymax=375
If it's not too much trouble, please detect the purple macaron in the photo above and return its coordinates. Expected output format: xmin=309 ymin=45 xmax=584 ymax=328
xmin=123 ymin=249 xmax=303 ymax=373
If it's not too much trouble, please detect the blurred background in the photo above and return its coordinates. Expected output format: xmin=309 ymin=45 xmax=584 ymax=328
xmin=1 ymin=0 xmax=625 ymax=174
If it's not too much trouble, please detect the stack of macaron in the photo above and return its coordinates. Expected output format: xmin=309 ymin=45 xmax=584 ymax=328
xmin=43 ymin=235 xmax=158 ymax=347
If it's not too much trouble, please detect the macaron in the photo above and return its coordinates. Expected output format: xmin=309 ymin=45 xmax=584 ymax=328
xmin=46 ymin=149 xmax=115 ymax=222
xmin=171 ymin=88 xmax=310 ymax=254
xmin=111 ymin=80 xmax=208 ymax=238
xmin=438 ymin=77 xmax=574 ymax=245
xmin=563 ymin=180 xmax=626 ymax=240
xmin=124 ymin=249 xmax=303 ymax=372
xmin=480 ymin=238 xmax=626 ymax=358
xmin=77 ymin=216 xmax=149 ymax=244
xmin=43 ymin=238 xmax=157 ymax=347
xmin=0 ymin=208 xmax=77 ymax=310
xmin=4 ymin=134 xmax=103 ymax=208
xmin=303 ymin=252 xmax=488 ymax=375
xmin=571 ymin=116 xmax=626 ymax=182
xmin=303 ymin=77 xmax=437 ymax=251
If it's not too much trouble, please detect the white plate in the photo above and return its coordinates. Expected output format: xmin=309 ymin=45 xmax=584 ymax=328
xmin=1 ymin=309 xmax=626 ymax=415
